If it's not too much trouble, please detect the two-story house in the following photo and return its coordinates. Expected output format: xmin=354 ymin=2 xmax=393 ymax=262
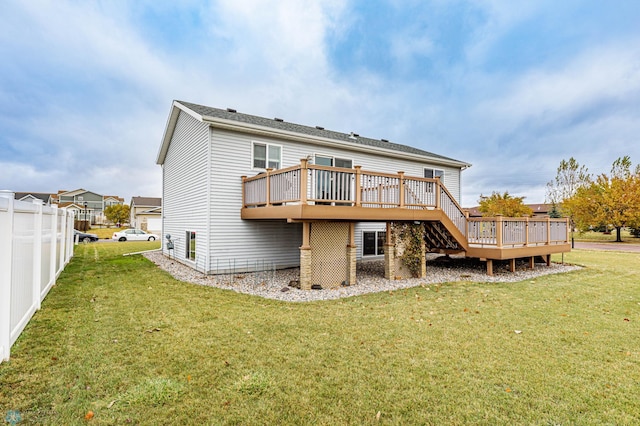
xmin=157 ymin=101 xmax=570 ymax=288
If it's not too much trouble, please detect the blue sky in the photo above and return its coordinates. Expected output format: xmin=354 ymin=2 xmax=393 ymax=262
xmin=1 ymin=0 xmax=639 ymax=205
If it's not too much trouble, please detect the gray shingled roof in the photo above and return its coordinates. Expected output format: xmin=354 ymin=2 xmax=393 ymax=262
xmin=177 ymin=101 xmax=469 ymax=167
xmin=131 ymin=196 xmax=161 ymax=207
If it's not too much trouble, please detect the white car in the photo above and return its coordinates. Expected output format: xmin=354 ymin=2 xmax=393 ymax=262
xmin=112 ymin=229 xmax=159 ymax=242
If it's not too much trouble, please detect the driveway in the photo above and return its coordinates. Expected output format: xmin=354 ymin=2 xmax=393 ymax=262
xmin=573 ymin=241 xmax=640 ymax=252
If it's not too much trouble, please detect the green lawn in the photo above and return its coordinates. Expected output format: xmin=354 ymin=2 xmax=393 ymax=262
xmin=573 ymin=229 xmax=639 ymax=243
xmin=89 ymin=227 xmax=126 ymax=239
xmin=1 ymin=242 xmax=639 ymax=424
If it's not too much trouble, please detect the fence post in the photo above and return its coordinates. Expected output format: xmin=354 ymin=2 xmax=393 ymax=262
xmin=496 ymin=215 xmax=503 ymax=248
xmin=464 ymin=210 xmax=469 ymax=240
xmin=354 ymin=166 xmax=361 ymax=207
xmin=265 ymin=168 xmax=273 ymax=207
xmin=398 ymin=171 xmax=405 ymax=208
xmin=49 ymin=205 xmax=58 ymax=287
xmin=33 ymin=200 xmax=43 ymax=310
xmin=300 ymin=159 xmax=308 ymax=205
xmin=58 ymin=207 xmax=67 ymax=270
xmin=241 ymin=176 xmax=247 ymax=208
xmin=546 ymin=216 xmax=551 ymax=245
xmin=0 ymin=191 xmax=15 ymax=361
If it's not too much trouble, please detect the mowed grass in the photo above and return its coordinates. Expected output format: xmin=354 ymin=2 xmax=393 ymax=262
xmin=89 ymin=227 xmax=126 ymax=239
xmin=574 ymin=229 xmax=639 ymax=243
xmin=1 ymin=242 xmax=639 ymax=425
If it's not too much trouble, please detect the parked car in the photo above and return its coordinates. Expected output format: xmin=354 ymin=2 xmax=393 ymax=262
xmin=112 ymin=229 xmax=159 ymax=242
xmin=74 ymin=230 xmax=99 ymax=243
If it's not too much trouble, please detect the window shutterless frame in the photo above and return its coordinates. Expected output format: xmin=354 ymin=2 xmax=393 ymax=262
xmin=424 ymin=168 xmax=445 ymax=181
xmin=186 ymin=231 xmax=196 ymax=261
xmin=252 ymin=142 xmax=282 ymax=170
xmin=362 ymin=230 xmax=386 ymax=256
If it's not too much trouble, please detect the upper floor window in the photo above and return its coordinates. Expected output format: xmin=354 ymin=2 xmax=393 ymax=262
xmin=253 ymin=142 xmax=282 ymax=169
xmin=314 ymin=155 xmax=352 ymax=168
xmin=424 ymin=168 xmax=445 ymax=181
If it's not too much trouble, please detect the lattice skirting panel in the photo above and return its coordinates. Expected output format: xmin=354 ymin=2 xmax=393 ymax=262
xmin=310 ymin=222 xmax=349 ymax=288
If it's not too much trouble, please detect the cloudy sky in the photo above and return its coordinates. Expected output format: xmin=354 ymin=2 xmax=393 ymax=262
xmin=1 ymin=0 xmax=639 ymax=206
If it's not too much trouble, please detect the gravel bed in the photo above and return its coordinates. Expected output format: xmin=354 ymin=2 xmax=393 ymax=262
xmin=143 ymin=251 xmax=581 ymax=302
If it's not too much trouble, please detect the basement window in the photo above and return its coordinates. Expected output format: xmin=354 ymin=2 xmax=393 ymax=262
xmin=363 ymin=231 xmax=386 ymax=256
xmin=186 ymin=231 xmax=196 ymax=261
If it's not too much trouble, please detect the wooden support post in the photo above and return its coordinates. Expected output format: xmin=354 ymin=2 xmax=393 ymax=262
xmin=398 ymin=171 xmax=405 ymax=208
xmin=435 ymin=177 xmax=441 ymax=210
xmin=299 ymin=222 xmax=312 ymax=290
xmin=265 ymin=168 xmax=273 ymax=207
xmin=464 ymin=210 xmax=469 ymax=239
xmin=496 ymin=215 xmax=503 ymax=248
xmin=545 ymin=254 xmax=551 ymax=266
xmin=300 ymin=159 xmax=308 ymax=205
xmin=528 ymin=256 xmax=535 ymax=270
xmin=525 ymin=217 xmax=530 ymax=247
xmin=486 ymin=259 xmax=493 ymax=276
xmin=384 ymin=222 xmax=395 ymax=280
xmin=354 ymin=166 xmax=362 ymax=207
xmin=420 ymin=236 xmax=427 ymax=278
xmin=509 ymin=258 xmax=516 ymax=273
xmin=346 ymin=222 xmax=357 ymax=286
xmin=546 ymin=216 xmax=551 ymax=245
xmin=241 ymin=176 xmax=247 ymax=207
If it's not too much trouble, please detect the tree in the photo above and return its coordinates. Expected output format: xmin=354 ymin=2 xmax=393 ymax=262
xmin=564 ymin=156 xmax=640 ymax=242
xmin=478 ymin=191 xmax=533 ymax=217
xmin=104 ymin=204 xmax=130 ymax=226
xmin=548 ymin=203 xmax=562 ymax=218
xmin=545 ymin=157 xmax=591 ymax=208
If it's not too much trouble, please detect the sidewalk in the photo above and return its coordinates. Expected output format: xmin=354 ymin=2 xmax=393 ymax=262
xmin=573 ymin=241 xmax=640 ymax=252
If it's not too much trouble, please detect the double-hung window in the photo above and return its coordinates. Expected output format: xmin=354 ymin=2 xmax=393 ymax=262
xmin=424 ymin=168 xmax=445 ymax=181
xmin=253 ymin=142 xmax=282 ymax=169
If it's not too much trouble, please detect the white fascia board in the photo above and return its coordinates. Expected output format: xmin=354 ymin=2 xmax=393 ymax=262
xmin=202 ymin=116 xmax=472 ymax=170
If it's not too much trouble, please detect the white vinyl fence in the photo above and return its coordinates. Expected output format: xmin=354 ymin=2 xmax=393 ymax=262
xmin=0 ymin=191 xmax=75 ymax=362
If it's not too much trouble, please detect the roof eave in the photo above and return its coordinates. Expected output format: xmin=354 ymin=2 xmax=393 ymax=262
xmin=201 ymin=115 xmax=472 ymax=169
xmin=156 ymin=101 xmax=204 ymax=165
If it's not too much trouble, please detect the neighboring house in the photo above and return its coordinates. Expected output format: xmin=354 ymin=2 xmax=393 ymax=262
xmin=14 ymin=192 xmax=56 ymax=204
xmin=130 ymin=197 xmax=162 ymax=233
xmin=157 ymin=100 xmax=570 ymax=286
xmin=57 ymin=189 xmax=124 ymax=224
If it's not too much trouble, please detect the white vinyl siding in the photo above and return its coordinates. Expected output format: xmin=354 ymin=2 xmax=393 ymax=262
xmin=162 ymin=114 xmax=465 ymax=273
xmin=161 ymin=111 xmax=210 ymax=270
xmin=209 ymin=128 xmax=302 ymax=272
xmin=208 ymin=129 xmax=463 ymax=272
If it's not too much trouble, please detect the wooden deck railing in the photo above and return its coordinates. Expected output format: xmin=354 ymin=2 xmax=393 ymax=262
xmin=467 ymin=216 xmax=570 ymax=248
xmin=242 ymin=160 xmax=571 ymax=248
xmin=242 ymin=159 xmax=468 ymax=236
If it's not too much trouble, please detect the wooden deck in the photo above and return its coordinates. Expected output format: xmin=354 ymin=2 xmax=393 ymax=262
xmin=241 ymin=160 xmax=571 ymax=275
